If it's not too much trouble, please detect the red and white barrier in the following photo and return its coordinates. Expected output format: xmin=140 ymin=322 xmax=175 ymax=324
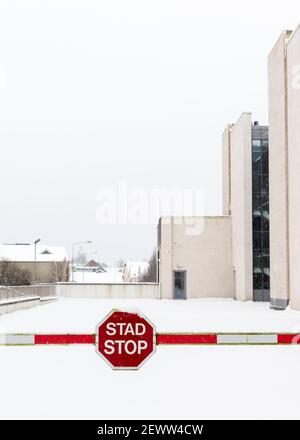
xmin=1 ymin=333 xmax=300 ymax=346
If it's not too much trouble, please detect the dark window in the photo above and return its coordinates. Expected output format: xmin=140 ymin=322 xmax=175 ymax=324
xmin=253 ymin=232 xmax=262 ymax=254
xmin=253 ymin=215 xmax=262 ymax=232
xmin=262 ymin=151 xmax=269 ymax=174
xmin=252 ymin=129 xmax=269 ymax=302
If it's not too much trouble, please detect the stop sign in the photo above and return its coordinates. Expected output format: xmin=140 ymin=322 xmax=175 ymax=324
xmin=96 ymin=310 xmax=156 ymax=370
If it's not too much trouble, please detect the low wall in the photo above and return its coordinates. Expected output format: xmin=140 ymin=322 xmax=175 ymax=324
xmin=0 ymin=283 xmax=159 ymax=316
xmin=0 ymin=296 xmax=41 ymax=316
xmin=56 ymin=283 xmax=159 ymax=299
xmin=0 ymin=285 xmax=57 ymax=317
xmin=0 ymin=285 xmax=56 ymax=301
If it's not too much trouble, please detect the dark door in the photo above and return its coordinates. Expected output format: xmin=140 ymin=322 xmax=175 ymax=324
xmin=173 ymin=271 xmax=186 ymax=300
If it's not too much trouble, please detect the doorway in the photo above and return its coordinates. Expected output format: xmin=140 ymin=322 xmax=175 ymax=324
xmin=173 ymin=271 xmax=187 ymax=300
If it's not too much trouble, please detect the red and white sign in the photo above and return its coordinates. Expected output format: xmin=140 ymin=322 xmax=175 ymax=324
xmin=95 ymin=310 xmax=156 ymax=370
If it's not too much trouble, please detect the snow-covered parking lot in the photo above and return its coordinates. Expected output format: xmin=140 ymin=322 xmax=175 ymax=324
xmin=1 ymin=298 xmax=300 ymax=420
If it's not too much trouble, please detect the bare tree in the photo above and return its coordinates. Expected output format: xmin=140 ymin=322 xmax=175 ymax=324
xmin=0 ymin=259 xmax=32 ymax=286
xmin=140 ymin=251 xmax=157 ymax=282
xmin=53 ymin=258 xmax=70 ymax=282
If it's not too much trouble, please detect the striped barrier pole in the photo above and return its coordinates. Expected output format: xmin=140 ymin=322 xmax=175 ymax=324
xmin=1 ymin=333 xmax=300 ymax=346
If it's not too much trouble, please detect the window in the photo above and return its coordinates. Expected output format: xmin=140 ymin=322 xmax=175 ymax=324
xmin=252 ymin=127 xmax=269 ymax=302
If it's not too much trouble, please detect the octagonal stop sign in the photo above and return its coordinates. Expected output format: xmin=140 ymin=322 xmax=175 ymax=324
xmin=96 ymin=310 xmax=156 ymax=370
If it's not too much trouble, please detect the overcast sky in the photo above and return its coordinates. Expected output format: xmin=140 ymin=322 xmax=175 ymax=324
xmin=0 ymin=0 xmax=299 ymax=264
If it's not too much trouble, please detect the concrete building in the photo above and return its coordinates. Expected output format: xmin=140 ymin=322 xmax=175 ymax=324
xmin=158 ymin=24 xmax=300 ymax=310
xmin=158 ymin=216 xmax=233 ymax=299
xmin=224 ymin=116 xmax=269 ymax=303
xmin=0 ymin=243 xmax=68 ymax=283
xmin=287 ymin=26 xmax=300 ymax=312
xmin=158 ymin=116 xmax=269 ymax=303
xmin=268 ymin=30 xmax=292 ymax=310
xmin=268 ymin=26 xmax=300 ymax=311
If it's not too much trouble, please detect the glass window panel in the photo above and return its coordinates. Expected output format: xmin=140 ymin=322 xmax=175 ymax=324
xmin=252 ymin=153 xmax=262 ymax=174
xmin=253 ymin=232 xmax=262 ymax=254
xmin=262 ymin=174 xmax=269 ymax=193
xmin=252 ymin=140 xmax=261 ymax=152
xmin=262 ymin=151 xmax=269 ymax=174
xmin=253 ymin=273 xmax=263 ymax=289
xmin=253 ymin=194 xmax=261 ymax=212
xmin=252 ymin=174 xmax=261 ymax=192
xmin=262 ymin=216 xmax=269 ymax=232
xmin=253 ymin=255 xmax=262 ymax=270
xmin=261 ymin=194 xmax=268 ymax=209
xmin=253 ymin=215 xmax=262 ymax=232
xmin=262 ymin=273 xmax=270 ymax=289
xmin=263 ymin=233 xmax=269 ymax=252
xmin=263 ymin=255 xmax=270 ymax=266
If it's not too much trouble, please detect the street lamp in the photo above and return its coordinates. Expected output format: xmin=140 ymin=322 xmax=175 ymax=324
xmin=34 ymin=238 xmax=41 ymax=283
xmin=71 ymin=241 xmax=92 ymax=282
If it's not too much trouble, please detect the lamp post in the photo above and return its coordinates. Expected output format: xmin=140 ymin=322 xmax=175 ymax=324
xmin=71 ymin=241 xmax=92 ymax=282
xmin=34 ymin=238 xmax=41 ymax=283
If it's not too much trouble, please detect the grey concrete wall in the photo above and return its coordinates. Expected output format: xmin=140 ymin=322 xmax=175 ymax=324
xmin=0 ymin=284 xmax=57 ymax=299
xmin=0 ymin=296 xmax=41 ymax=316
xmin=159 ymin=216 xmax=234 ymax=299
xmin=56 ymin=283 xmax=159 ymax=299
xmin=268 ymin=31 xmax=292 ymax=308
xmin=0 ymin=285 xmax=56 ymax=315
xmin=222 ymin=125 xmax=232 ymax=216
xmin=287 ymin=26 xmax=300 ymax=311
xmin=230 ymin=113 xmax=253 ymax=301
xmin=0 ymin=284 xmax=57 ymax=316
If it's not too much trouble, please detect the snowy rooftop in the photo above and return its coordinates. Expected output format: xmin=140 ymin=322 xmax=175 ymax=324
xmin=0 ymin=244 xmax=68 ymax=262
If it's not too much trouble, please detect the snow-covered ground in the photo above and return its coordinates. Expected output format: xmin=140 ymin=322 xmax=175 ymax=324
xmin=1 ymin=298 xmax=300 ymax=420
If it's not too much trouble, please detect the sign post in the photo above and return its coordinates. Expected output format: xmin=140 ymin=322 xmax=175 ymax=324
xmin=96 ymin=310 xmax=156 ymax=370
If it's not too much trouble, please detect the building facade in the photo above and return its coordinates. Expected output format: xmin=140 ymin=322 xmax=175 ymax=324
xmin=159 ymin=116 xmax=269 ymax=304
xmin=268 ymin=30 xmax=292 ymax=310
xmin=222 ymin=116 xmax=269 ymax=303
xmin=158 ymin=216 xmax=233 ymax=300
xmin=269 ymin=26 xmax=300 ymax=311
xmin=158 ymin=25 xmax=300 ymax=311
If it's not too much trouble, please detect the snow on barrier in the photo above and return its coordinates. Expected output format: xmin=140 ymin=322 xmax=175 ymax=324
xmin=1 ymin=333 xmax=300 ymax=346
xmin=1 ymin=310 xmax=300 ymax=370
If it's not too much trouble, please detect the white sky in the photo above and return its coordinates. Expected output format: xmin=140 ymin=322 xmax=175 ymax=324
xmin=0 ymin=0 xmax=299 ymax=264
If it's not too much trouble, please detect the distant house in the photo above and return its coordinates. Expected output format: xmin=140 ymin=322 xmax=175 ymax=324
xmin=122 ymin=261 xmax=150 ymax=283
xmin=82 ymin=260 xmax=107 ymax=273
xmin=0 ymin=243 xmax=68 ymax=283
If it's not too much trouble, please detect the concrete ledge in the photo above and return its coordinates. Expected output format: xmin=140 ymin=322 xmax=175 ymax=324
xmin=0 ymin=296 xmax=41 ymax=316
xmin=39 ymin=296 xmax=58 ymax=304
